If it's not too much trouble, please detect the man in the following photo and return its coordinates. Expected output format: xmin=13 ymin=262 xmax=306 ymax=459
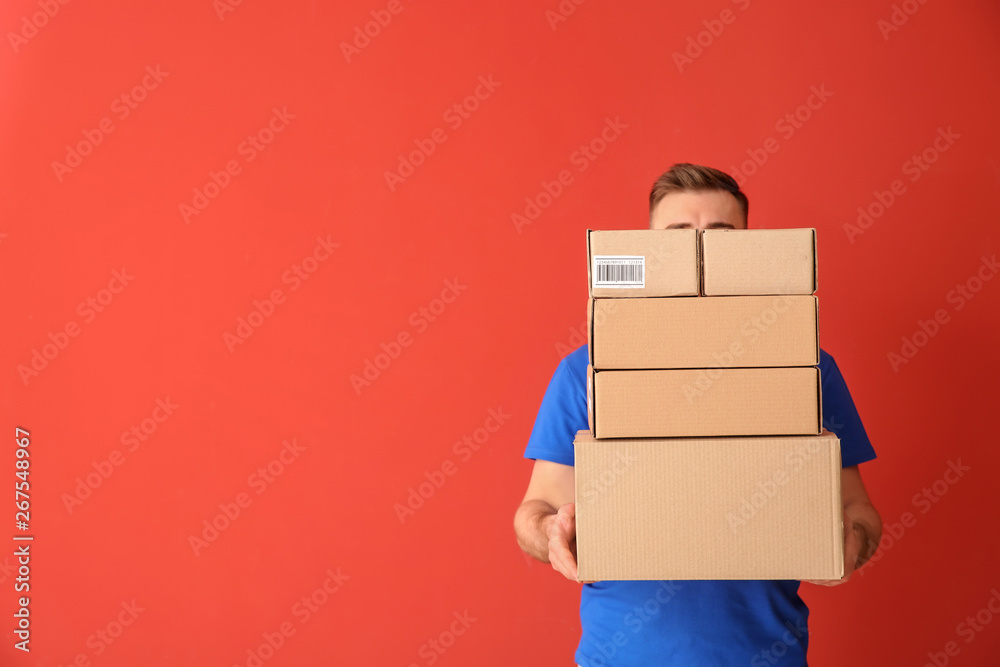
xmin=513 ymin=163 xmax=883 ymax=666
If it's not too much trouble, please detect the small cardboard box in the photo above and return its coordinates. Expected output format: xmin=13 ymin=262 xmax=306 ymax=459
xmin=588 ymin=229 xmax=699 ymax=297
xmin=701 ymin=229 xmax=817 ymax=296
xmin=588 ymin=367 xmax=821 ymax=438
xmin=589 ymin=295 xmax=819 ymax=369
xmin=574 ymin=429 xmax=844 ymax=581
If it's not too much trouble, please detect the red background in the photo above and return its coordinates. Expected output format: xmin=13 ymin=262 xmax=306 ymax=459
xmin=2 ymin=0 xmax=999 ymax=665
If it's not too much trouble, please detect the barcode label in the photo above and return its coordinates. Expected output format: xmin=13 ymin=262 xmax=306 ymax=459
xmin=593 ymin=256 xmax=645 ymax=288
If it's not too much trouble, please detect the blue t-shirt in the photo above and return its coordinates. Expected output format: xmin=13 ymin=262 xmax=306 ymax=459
xmin=524 ymin=345 xmax=876 ymax=667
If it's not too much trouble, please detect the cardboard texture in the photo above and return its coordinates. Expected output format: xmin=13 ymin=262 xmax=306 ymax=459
xmin=574 ymin=430 xmax=844 ymax=581
xmin=578 ymin=227 xmax=834 ymax=580
xmin=590 ymin=367 xmax=822 ymax=438
xmin=701 ymin=229 xmax=817 ymax=296
xmin=588 ymin=229 xmax=699 ymax=297
xmin=589 ymin=295 xmax=819 ymax=369
xmin=586 ymin=364 xmax=594 ymax=434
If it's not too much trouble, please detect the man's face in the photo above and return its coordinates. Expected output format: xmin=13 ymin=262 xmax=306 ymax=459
xmin=649 ymin=190 xmax=747 ymax=230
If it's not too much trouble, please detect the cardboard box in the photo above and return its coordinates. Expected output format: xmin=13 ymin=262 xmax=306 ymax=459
xmin=574 ymin=429 xmax=843 ymax=581
xmin=588 ymin=229 xmax=699 ymax=297
xmin=589 ymin=367 xmax=821 ymax=438
xmin=701 ymin=229 xmax=817 ymax=295
xmin=589 ymin=296 xmax=819 ymax=369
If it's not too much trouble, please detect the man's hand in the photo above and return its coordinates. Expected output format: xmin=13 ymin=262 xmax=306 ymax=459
xmin=516 ymin=460 xmax=597 ymax=583
xmin=545 ymin=502 xmax=580 ymax=581
xmin=515 ymin=460 xmax=598 ymax=584
xmin=804 ymin=465 xmax=882 ymax=587
xmin=804 ymin=510 xmax=863 ymax=586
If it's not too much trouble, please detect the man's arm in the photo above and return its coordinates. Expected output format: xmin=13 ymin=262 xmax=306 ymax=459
xmin=806 ymin=464 xmax=883 ymax=586
xmin=513 ymin=459 xmax=579 ymax=581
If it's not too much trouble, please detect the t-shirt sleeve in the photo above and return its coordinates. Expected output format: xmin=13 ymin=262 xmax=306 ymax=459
xmin=820 ymin=350 xmax=877 ymax=468
xmin=523 ymin=347 xmax=589 ymax=466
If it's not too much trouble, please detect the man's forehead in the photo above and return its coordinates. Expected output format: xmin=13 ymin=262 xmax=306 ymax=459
xmin=651 ymin=191 xmax=747 ymax=229
xmin=662 ymin=221 xmax=739 ymax=229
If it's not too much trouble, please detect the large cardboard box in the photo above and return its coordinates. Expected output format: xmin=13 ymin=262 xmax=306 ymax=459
xmin=574 ymin=429 xmax=844 ymax=581
xmin=588 ymin=367 xmax=821 ymax=438
xmin=701 ymin=229 xmax=817 ymax=296
xmin=589 ymin=295 xmax=819 ymax=369
xmin=588 ymin=229 xmax=699 ymax=297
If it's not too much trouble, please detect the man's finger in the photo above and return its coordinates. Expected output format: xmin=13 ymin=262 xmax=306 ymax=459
xmin=549 ymin=530 xmax=578 ymax=579
xmin=804 ymin=578 xmax=840 ymax=586
xmin=550 ymin=544 xmax=578 ymax=580
xmin=842 ymin=511 xmax=854 ymax=542
xmin=550 ymin=536 xmax=575 ymax=568
xmin=557 ymin=504 xmax=576 ymax=535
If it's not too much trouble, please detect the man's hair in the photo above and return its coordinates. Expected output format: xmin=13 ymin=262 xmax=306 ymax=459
xmin=648 ymin=163 xmax=749 ymax=221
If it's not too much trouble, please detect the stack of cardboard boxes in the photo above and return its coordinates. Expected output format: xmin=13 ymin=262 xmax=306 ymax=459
xmin=575 ymin=228 xmax=843 ymax=581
